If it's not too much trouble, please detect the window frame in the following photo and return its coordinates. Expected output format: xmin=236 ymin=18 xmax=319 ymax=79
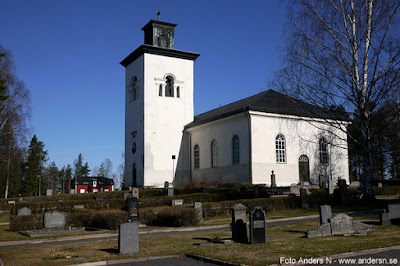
xmin=194 ymin=144 xmax=200 ymax=169
xmin=232 ymin=135 xmax=240 ymax=165
xmin=319 ymin=137 xmax=329 ymax=165
xmin=275 ymin=134 xmax=286 ymax=163
xmin=211 ymin=140 xmax=218 ymax=168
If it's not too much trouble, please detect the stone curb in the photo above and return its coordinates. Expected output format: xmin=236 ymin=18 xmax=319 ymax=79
xmin=0 ymin=223 xmax=9 ymax=226
xmin=186 ymin=253 xmax=246 ymax=266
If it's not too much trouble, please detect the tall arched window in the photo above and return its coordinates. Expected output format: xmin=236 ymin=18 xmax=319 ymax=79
xmin=194 ymin=145 xmax=200 ymax=169
xmin=211 ymin=140 xmax=218 ymax=168
xmin=130 ymin=77 xmax=139 ymax=102
xmin=177 ymin=86 xmax=180 ymax=98
xmin=276 ymin=134 xmax=286 ymax=163
xmin=319 ymin=137 xmax=329 ymax=165
xmin=232 ymin=135 xmax=240 ymax=165
xmin=165 ymin=76 xmax=174 ymax=97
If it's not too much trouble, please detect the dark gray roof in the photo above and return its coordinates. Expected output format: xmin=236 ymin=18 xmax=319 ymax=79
xmin=185 ymin=90 xmax=346 ymax=128
xmin=120 ymin=45 xmax=200 ymax=67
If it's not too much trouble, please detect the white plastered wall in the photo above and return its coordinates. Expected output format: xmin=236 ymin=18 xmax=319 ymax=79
xmin=250 ymin=111 xmax=349 ymax=186
xmin=142 ymin=53 xmax=194 ymax=187
xmin=188 ymin=113 xmax=250 ymax=183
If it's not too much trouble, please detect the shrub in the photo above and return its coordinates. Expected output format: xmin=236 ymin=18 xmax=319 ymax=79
xmin=140 ymin=207 xmax=198 ymax=227
xmin=306 ymin=188 xmax=330 ymax=207
xmin=68 ymin=210 xmax=128 ymax=230
xmin=9 ymin=215 xmax=43 ymax=232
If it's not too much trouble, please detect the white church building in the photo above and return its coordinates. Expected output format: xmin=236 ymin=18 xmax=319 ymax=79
xmin=121 ymin=19 xmax=350 ymax=188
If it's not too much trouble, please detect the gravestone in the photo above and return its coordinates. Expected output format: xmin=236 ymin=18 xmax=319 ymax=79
xmin=194 ymin=202 xmax=203 ymax=222
xmin=249 ymin=206 xmax=266 ymax=244
xmin=270 ymin=170 xmax=276 ymax=187
xmin=337 ymin=179 xmax=349 ymax=204
xmin=46 ymin=189 xmax=52 ymax=196
xmin=254 ymin=185 xmax=260 ymax=198
xmin=172 ymin=199 xmax=184 ymax=206
xmin=349 ymin=181 xmax=361 ymax=188
xmin=44 ymin=211 xmax=68 ymax=229
xmin=306 ymin=213 xmax=373 ymax=238
xmin=380 ymin=204 xmax=400 ymax=225
xmin=73 ymin=204 xmax=85 ymax=209
xmin=164 ymin=181 xmax=169 ymax=190
xmin=17 ymin=207 xmax=32 ymax=216
xmin=319 ymin=174 xmax=325 ymax=188
xmin=168 ymin=187 xmax=174 ymax=197
xmin=231 ymin=203 xmax=248 ymax=243
xmin=132 ymin=187 xmax=139 ymax=199
xmin=300 ymin=188 xmax=308 ymax=208
xmin=118 ymin=222 xmax=139 ymax=255
xmin=127 ymin=197 xmax=140 ymax=222
xmin=319 ymin=205 xmax=332 ymax=224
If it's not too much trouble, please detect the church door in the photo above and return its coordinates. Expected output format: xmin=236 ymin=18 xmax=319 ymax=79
xmin=298 ymin=155 xmax=310 ymax=183
xmin=132 ymin=163 xmax=137 ymax=187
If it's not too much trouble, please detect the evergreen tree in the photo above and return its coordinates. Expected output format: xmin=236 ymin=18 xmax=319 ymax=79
xmin=73 ymin=153 xmax=84 ymax=180
xmin=65 ymin=164 xmax=72 ymax=193
xmin=23 ymin=135 xmax=48 ymax=196
xmin=82 ymin=162 xmax=90 ymax=176
xmin=46 ymin=161 xmax=59 ymax=195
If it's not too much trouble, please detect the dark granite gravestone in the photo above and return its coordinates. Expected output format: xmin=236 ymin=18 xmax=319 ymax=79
xmin=380 ymin=203 xmax=400 ymax=225
xmin=118 ymin=222 xmax=139 ymax=255
xmin=17 ymin=207 xmax=32 ymax=216
xmin=300 ymin=188 xmax=309 ymax=208
xmin=164 ymin=181 xmax=169 ymax=190
xmin=337 ymin=179 xmax=349 ymax=204
xmin=254 ymin=185 xmax=260 ymax=198
xmin=271 ymin=170 xmax=276 ymax=187
xmin=231 ymin=203 xmax=248 ymax=243
xmin=44 ymin=211 xmax=68 ymax=229
xmin=249 ymin=206 xmax=266 ymax=244
xmin=319 ymin=205 xmax=332 ymax=224
xmin=127 ymin=197 xmax=139 ymax=222
xmin=172 ymin=199 xmax=184 ymax=206
xmin=194 ymin=202 xmax=203 ymax=222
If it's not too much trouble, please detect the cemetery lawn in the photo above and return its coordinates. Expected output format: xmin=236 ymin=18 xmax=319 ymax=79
xmin=0 ymin=215 xmax=9 ymax=223
xmin=2 ymin=215 xmax=400 ymax=266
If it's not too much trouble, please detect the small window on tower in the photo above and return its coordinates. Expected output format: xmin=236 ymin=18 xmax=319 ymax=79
xmin=165 ymin=76 xmax=174 ymax=97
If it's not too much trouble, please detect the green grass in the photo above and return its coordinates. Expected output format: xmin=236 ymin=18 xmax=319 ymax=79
xmin=2 ymin=215 xmax=399 ymax=266
xmin=0 ymin=215 xmax=9 ymax=223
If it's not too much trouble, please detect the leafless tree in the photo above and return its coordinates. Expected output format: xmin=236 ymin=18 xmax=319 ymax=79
xmin=0 ymin=46 xmax=30 ymax=198
xmin=273 ymin=0 xmax=400 ymax=197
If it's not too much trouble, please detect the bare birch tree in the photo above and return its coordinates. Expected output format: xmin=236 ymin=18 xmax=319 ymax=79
xmin=0 ymin=46 xmax=30 ymax=198
xmin=273 ymin=0 xmax=400 ymax=197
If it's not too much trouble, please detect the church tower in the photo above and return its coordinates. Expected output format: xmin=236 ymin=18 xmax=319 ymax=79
xmin=121 ymin=18 xmax=199 ymax=188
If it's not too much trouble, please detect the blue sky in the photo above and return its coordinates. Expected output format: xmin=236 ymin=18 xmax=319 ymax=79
xmin=0 ymin=0 xmax=286 ymax=175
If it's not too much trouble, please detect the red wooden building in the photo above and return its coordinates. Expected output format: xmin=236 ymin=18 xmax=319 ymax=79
xmin=73 ymin=176 xmax=114 ymax=193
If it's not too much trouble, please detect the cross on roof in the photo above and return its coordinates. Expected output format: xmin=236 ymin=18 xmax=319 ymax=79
xmin=157 ymin=10 xmax=161 ymax=21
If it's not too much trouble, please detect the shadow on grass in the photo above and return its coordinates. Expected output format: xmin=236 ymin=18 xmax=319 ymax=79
xmin=99 ymin=248 xmax=119 ymax=254
xmin=284 ymin=230 xmax=305 ymax=234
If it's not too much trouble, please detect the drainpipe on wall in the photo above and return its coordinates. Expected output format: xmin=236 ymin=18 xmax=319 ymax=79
xmin=244 ymin=107 xmax=252 ymax=184
xmin=184 ymin=128 xmax=192 ymax=183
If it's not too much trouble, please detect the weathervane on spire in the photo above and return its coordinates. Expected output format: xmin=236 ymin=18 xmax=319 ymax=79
xmin=157 ymin=10 xmax=161 ymax=21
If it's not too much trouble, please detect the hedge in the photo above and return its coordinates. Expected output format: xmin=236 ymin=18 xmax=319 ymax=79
xmin=9 ymin=215 xmax=43 ymax=231
xmin=374 ymin=186 xmax=400 ymax=195
xmin=68 ymin=210 xmax=128 ymax=230
xmin=140 ymin=207 xmax=198 ymax=227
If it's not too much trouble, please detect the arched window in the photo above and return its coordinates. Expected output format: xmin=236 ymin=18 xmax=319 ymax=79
xmin=130 ymin=77 xmax=139 ymax=102
xmin=319 ymin=137 xmax=329 ymax=165
xmin=165 ymin=76 xmax=174 ymax=97
xmin=194 ymin=145 xmax=200 ymax=169
xmin=159 ymin=84 xmax=162 ymax=96
xmin=211 ymin=140 xmax=218 ymax=168
xmin=276 ymin=134 xmax=286 ymax=163
xmin=232 ymin=135 xmax=240 ymax=165
xmin=177 ymin=86 xmax=180 ymax=98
